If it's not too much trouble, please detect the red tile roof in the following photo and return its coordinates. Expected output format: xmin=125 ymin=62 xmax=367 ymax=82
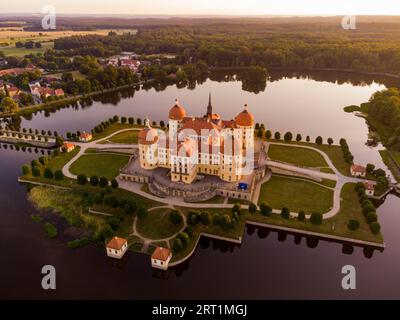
xmin=152 ymin=247 xmax=171 ymax=261
xmin=106 ymin=237 xmax=127 ymax=250
xmin=351 ymin=164 xmax=366 ymax=173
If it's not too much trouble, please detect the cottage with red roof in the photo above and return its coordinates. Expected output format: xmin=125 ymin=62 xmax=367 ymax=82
xmin=62 ymin=142 xmax=76 ymax=153
xmin=79 ymin=131 xmax=93 ymax=142
xmin=351 ymin=164 xmax=366 ymax=177
xmin=364 ymin=181 xmax=375 ymax=196
xmin=106 ymin=237 xmax=128 ymax=259
xmin=151 ymin=246 xmax=172 ymax=270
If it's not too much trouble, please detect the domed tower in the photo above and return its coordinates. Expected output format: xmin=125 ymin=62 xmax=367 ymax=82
xmin=235 ymin=104 xmax=255 ymax=149
xmin=138 ymin=119 xmax=159 ymax=170
xmin=168 ymin=98 xmax=186 ymax=141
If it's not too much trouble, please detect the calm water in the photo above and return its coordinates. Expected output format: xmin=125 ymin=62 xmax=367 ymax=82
xmin=1 ymin=70 xmax=400 ymax=299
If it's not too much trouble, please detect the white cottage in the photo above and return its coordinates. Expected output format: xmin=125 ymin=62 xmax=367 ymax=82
xmin=151 ymin=246 xmax=172 ymax=270
xmin=106 ymin=237 xmax=128 ymax=259
xmin=364 ymin=182 xmax=375 ymax=196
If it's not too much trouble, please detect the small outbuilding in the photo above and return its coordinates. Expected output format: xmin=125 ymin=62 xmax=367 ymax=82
xmin=62 ymin=142 xmax=75 ymax=153
xmin=351 ymin=164 xmax=366 ymax=177
xmin=79 ymin=131 xmax=93 ymax=142
xmin=151 ymin=246 xmax=172 ymax=270
xmin=106 ymin=236 xmax=128 ymax=259
xmin=364 ymin=182 xmax=375 ymax=196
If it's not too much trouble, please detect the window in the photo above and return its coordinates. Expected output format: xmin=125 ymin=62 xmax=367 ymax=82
xmin=161 ymin=261 xmax=163 ymax=265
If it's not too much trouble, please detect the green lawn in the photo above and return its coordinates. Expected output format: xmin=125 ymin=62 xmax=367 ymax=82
xmin=107 ymin=130 xmax=139 ymax=144
xmin=92 ymin=123 xmax=142 ymax=141
xmin=268 ymin=144 xmax=328 ymax=168
xmin=136 ymin=208 xmax=184 ymax=240
xmin=70 ymin=153 xmax=129 ymax=180
xmin=197 ymin=195 xmax=226 ymax=204
xmin=258 ymin=175 xmax=334 ymax=213
xmin=1 ymin=41 xmax=54 ymax=57
xmin=47 ymin=147 xmax=81 ymax=172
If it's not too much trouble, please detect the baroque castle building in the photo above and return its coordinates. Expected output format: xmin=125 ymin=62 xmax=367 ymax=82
xmin=138 ymin=96 xmax=255 ymax=184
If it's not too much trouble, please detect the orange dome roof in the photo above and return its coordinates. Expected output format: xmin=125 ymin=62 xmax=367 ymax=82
xmin=169 ymin=99 xmax=186 ymax=120
xmin=235 ymin=104 xmax=254 ymax=127
xmin=139 ymin=127 xmax=159 ymax=145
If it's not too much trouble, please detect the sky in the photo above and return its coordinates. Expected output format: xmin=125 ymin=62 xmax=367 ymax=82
xmin=0 ymin=0 xmax=400 ymax=16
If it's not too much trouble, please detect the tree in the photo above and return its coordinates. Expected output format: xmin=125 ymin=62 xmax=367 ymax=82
xmin=170 ymin=210 xmax=183 ymax=225
xmin=22 ymin=165 xmax=30 ymax=176
xmin=327 ymin=137 xmax=334 ymax=145
xmin=121 ymin=116 xmax=127 ymax=124
xmin=43 ymin=168 xmax=54 ymax=179
xmin=124 ymin=201 xmax=136 ymax=215
xmin=249 ymin=202 xmax=257 ymax=214
xmin=173 ymin=238 xmax=183 ymax=253
xmin=188 ymin=211 xmax=200 ymax=225
xmin=257 ymin=129 xmax=264 ymax=138
xmin=315 ymin=136 xmax=323 ymax=145
xmin=265 ymin=130 xmax=272 ymax=140
xmin=296 ymin=134 xmax=302 ymax=142
xmin=1 ymin=97 xmax=19 ymax=113
xmin=137 ymin=206 xmax=148 ymax=219
xmin=221 ymin=214 xmax=232 ymax=230
xmin=113 ymin=115 xmax=119 ymax=123
xmin=369 ymin=222 xmax=381 ymax=234
xmin=111 ymin=179 xmax=119 ymax=189
xmin=281 ymin=207 xmax=290 ymax=219
xmin=310 ymin=212 xmax=323 ymax=225
xmin=55 ymin=136 xmax=64 ymax=147
xmin=177 ymin=232 xmax=190 ymax=247
xmin=306 ymin=136 xmax=310 ymax=142
xmin=90 ymin=176 xmax=99 ymax=186
xmin=298 ymin=211 xmax=305 ymax=221
xmin=32 ymin=166 xmax=41 ymax=177
xmin=97 ymin=224 xmax=113 ymax=241
xmin=366 ymin=212 xmax=378 ymax=224
xmin=284 ymin=132 xmax=293 ymax=141
xmin=347 ymin=220 xmax=360 ymax=231
xmin=200 ymin=211 xmax=211 ymax=225
xmin=99 ymin=177 xmax=108 ymax=188
xmin=274 ymin=131 xmax=281 ymax=140
xmin=160 ymin=120 xmax=165 ymax=128
xmin=54 ymin=170 xmax=64 ymax=180
xmin=128 ymin=117 xmax=134 ymax=124
xmin=260 ymin=203 xmax=272 ymax=217
xmin=44 ymin=223 xmax=57 ymax=239
xmin=366 ymin=163 xmax=375 ymax=174
xmin=77 ymin=174 xmax=87 ymax=185
xmin=104 ymin=195 xmax=118 ymax=208
xmin=231 ymin=203 xmax=241 ymax=214
xmin=106 ymin=217 xmax=121 ymax=231
xmin=213 ymin=214 xmax=221 ymax=226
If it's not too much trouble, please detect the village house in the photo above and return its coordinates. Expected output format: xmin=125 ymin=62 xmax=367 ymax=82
xmin=107 ymin=56 xmax=141 ymax=72
xmin=151 ymin=246 xmax=172 ymax=270
xmin=8 ymin=86 xmax=20 ymax=98
xmin=79 ymin=131 xmax=93 ymax=142
xmin=106 ymin=237 xmax=128 ymax=259
xmin=364 ymin=182 xmax=375 ymax=196
xmin=351 ymin=164 xmax=367 ymax=177
xmin=62 ymin=142 xmax=76 ymax=153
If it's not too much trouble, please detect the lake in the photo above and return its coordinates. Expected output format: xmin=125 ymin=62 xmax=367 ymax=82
xmin=1 ymin=70 xmax=399 ymax=299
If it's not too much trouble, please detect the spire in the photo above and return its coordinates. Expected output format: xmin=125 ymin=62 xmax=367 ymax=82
xmin=206 ymin=92 xmax=212 ymax=117
xmin=144 ymin=117 xmax=151 ymax=128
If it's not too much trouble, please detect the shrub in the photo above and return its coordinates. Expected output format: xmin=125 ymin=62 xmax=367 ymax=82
xmin=231 ymin=203 xmax=241 ymax=214
xmin=39 ymin=156 xmax=48 ymax=166
xmin=260 ymin=203 xmax=272 ymax=217
xmin=88 ymin=176 xmax=98 ymax=186
xmin=43 ymin=168 xmax=53 ymax=179
xmin=77 ymin=174 xmax=87 ymax=185
xmin=170 ymin=210 xmax=183 ymax=225
xmin=366 ymin=212 xmax=378 ymax=224
xmin=44 ymin=223 xmax=57 ymax=239
xmin=298 ymin=211 xmax=305 ymax=221
xmin=188 ymin=211 xmax=200 ymax=225
xmin=67 ymin=238 xmax=90 ymax=249
xmin=104 ymin=195 xmax=118 ymax=208
xmin=31 ymin=159 xmax=41 ymax=167
xmin=296 ymin=134 xmax=302 ymax=142
xmin=93 ymin=193 xmax=103 ymax=204
xmin=362 ymin=204 xmax=376 ymax=216
xmin=249 ymin=202 xmax=257 ymax=214
xmin=327 ymin=138 xmax=334 ymax=145
xmin=111 ymin=179 xmax=119 ymax=189
xmin=306 ymin=136 xmax=310 ymax=142
xmin=22 ymin=164 xmax=30 ymax=176
xmin=106 ymin=217 xmax=121 ymax=230
xmin=32 ymin=166 xmax=41 ymax=177
xmin=347 ymin=220 xmax=360 ymax=231
xmin=177 ymin=232 xmax=190 ymax=247
xmin=213 ymin=213 xmax=221 ymax=225
xmin=274 ymin=131 xmax=281 ymax=140
xmin=200 ymin=211 xmax=211 ymax=225
xmin=96 ymin=224 xmax=114 ymax=241
xmin=99 ymin=177 xmax=108 ymax=188
xmin=265 ymin=130 xmax=272 ymax=139
xmin=54 ymin=170 xmax=64 ymax=180
xmin=221 ymin=214 xmax=232 ymax=230
xmin=315 ymin=136 xmax=323 ymax=145
xmin=173 ymin=238 xmax=183 ymax=253
xmin=281 ymin=207 xmax=290 ymax=219
xmin=310 ymin=212 xmax=323 ymax=225
xmin=369 ymin=222 xmax=381 ymax=234
xmin=284 ymin=132 xmax=293 ymax=141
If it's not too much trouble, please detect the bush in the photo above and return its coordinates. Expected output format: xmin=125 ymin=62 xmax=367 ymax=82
xmin=104 ymin=195 xmax=118 ymax=208
xmin=347 ymin=220 xmax=360 ymax=231
xmin=362 ymin=204 xmax=376 ymax=216
xmin=93 ymin=193 xmax=103 ymax=204
xmin=43 ymin=168 xmax=53 ymax=179
xmin=106 ymin=217 xmax=121 ymax=230
xmin=221 ymin=214 xmax=232 ymax=230
xmin=39 ymin=156 xmax=48 ymax=165
xmin=296 ymin=134 xmax=302 ymax=142
xmin=274 ymin=131 xmax=281 ymax=140
xmin=213 ymin=213 xmax=221 ymax=226
xmin=281 ymin=207 xmax=290 ymax=219
xmin=249 ymin=202 xmax=257 ymax=214
xmin=188 ymin=211 xmax=200 ymax=225
xmin=310 ymin=212 xmax=323 ymax=225
xmin=200 ymin=211 xmax=211 ymax=225
xmin=298 ymin=211 xmax=305 ymax=221
xmin=327 ymin=138 xmax=334 ymax=145
xmin=54 ymin=170 xmax=64 ymax=180
xmin=90 ymin=176 xmax=99 ymax=186
xmin=96 ymin=224 xmax=114 ymax=241
xmin=265 ymin=130 xmax=272 ymax=139
xmin=111 ymin=179 xmax=119 ymax=189
xmin=315 ymin=136 xmax=323 ymax=145
xmin=260 ymin=203 xmax=272 ymax=217
xmin=32 ymin=166 xmax=41 ymax=177
xmin=99 ymin=177 xmax=108 ymax=188
xmin=67 ymin=238 xmax=91 ymax=249
xmin=77 ymin=174 xmax=87 ymax=185
xmin=137 ymin=206 xmax=148 ymax=219
xmin=366 ymin=212 xmax=378 ymax=224
xmin=44 ymin=223 xmax=57 ymax=239
xmin=22 ymin=164 xmax=30 ymax=176
xmin=284 ymin=132 xmax=293 ymax=141
xmin=177 ymin=232 xmax=190 ymax=247
xmin=31 ymin=159 xmax=41 ymax=168
xmin=170 ymin=210 xmax=183 ymax=225
xmin=369 ymin=222 xmax=381 ymax=234
xmin=231 ymin=203 xmax=241 ymax=214
xmin=173 ymin=238 xmax=183 ymax=253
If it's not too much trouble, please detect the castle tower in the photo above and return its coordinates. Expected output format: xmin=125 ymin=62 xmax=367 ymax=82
xmin=235 ymin=104 xmax=255 ymax=149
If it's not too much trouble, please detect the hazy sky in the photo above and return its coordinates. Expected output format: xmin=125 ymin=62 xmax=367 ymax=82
xmin=1 ymin=0 xmax=400 ymax=15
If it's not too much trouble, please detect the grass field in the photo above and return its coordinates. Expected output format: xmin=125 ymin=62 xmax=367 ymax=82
xmin=70 ymin=153 xmax=129 ymax=180
xmin=268 ymin=144 xmax=328 ymax=168
xmin=107 ymin=130 xmax=139 ymax=144
xmin=258 ymin=175 xmax=334 ymax=213
xmin=0 ymin=41 xmax=54 ymax=57
xmin=136 ymin=208 xmax=184 ymax=240
xmin=379 ymin=149 xmax=400 ymax=182
xmin=46 ymin=147 xmax=81 ymax=172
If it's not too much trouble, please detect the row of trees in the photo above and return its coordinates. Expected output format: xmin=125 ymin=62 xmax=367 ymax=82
xmin=354 ymin=183 xmax=381 ymax=234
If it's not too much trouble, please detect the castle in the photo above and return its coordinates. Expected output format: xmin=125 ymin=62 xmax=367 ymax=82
xmin=138 ymin=96 xmax=255 ymax=184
